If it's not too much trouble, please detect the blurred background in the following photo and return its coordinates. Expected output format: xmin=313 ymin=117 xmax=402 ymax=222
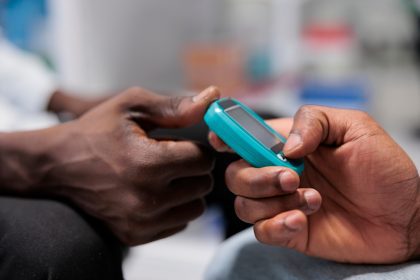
xmin=2 ymin=0 xmax=420 ymax=279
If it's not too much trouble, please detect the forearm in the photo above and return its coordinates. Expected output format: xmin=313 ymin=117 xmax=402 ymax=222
xmin=0 ymin=124 xmax=74 ymax=195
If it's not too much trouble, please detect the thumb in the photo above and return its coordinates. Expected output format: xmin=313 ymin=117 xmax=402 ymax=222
xmin=283 ymin=106 xmax=352 ymax=158
xmin=126 ymin=86 xmax=221 ymax=130
xmin=160 ymin=86 xmax=221 ymax=128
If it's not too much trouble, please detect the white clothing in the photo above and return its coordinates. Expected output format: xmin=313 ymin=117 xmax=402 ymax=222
xmin=0 ymin=35 xmax=58 ymax=131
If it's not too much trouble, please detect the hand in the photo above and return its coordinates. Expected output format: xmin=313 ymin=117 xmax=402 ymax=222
xmin=209 ymin=106 xmax=420 ymax=264
xmin=40 ymin=86 xmax=220 ymax=245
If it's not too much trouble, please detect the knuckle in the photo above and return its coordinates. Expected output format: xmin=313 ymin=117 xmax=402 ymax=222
xmin=253 ymin=224 xmax=269 ymax=244
xmin=265 ymin=223 xmax=284 ymax=245
xmin=117 ymin=87 xmax=151 ymax=112
xmin=254 ymin=220 xmax=292 ymax=247
xmin=297 ymin=105 xmax=316 ymax=116
xmin=279 ymin=236 xmax=295 ymax=249
xmin=261 ymin=218 xmax=301 ymax=249
xmin=245 ymin=171 xmax=261 ymax=187
xmin=349 ymin=110 xmax=373 ymax=126
xmin=248 ymin=170 xmax=273 ymax=188
xmin=234 ymin=197 xmax=254 ymax=223
xmin=162 ymin=96 xmax=185 ymax=125
xmin=295 ymin=105 xmax=329 ymax=140
xmin=144 ymin=144 xmax=181 ymax=177
xmin=225 ymin=163 xmax=239 ymax=191
xmin=297 ymin=105 xmax=325 ymax=119
xmin=355 ymin=110 xmax=371 ymax=121
xmin=350 ymin=111 xmax=384 ymax=135
xmin=125 ymin=194 xmax=142 ymax=213
xmin=296 ymin=105 xmax=323 ymax=123
xmin=225 ymin=160 xmax=248 ymax=191
xmin=137 ymin=193 xmax=161 ymax=214
xmin=123 ymin=87 xmax=147 ymax=99
xmin=168 ymin=96 xmax=184 ymax=113
xmin=128 ymin=86 xmax=145 ymax=93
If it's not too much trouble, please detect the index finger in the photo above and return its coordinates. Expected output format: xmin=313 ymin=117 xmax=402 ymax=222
xmin=208 ymin=131 xmax=234 ymax=153
xmin=158 ymin=140 xmax=216 ymax=179
xmin=225 ymin=160 xmax=300 ymax=198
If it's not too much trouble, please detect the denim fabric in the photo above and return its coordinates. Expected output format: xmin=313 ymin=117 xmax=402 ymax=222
xmin=206 ymin=228 xmax=420 ymax=280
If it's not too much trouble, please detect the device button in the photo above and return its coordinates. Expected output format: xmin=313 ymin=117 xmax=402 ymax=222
xmin=277 ymin=153 xmax=288 ymax=162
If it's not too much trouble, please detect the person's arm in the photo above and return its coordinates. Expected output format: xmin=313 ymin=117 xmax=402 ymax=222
xmin=0 ymin=122 xmax=94 ymax=195
xmin=0 ymin=124 xmax=69 ymax=195
xmin=0 ymin=86 xmax=220 ymax=245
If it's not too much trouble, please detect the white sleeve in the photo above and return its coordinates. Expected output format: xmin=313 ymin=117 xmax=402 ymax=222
xmin=0 ymin=39 xmax=57 ymax=113
xmin=0 ymin=96 xmax=21 ymax=131
xmin=0 ymin=95 xmax=58 ymax=132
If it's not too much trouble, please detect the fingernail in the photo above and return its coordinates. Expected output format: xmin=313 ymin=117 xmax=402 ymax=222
xmin=284 ymin=134 xmax=302 ymax=154
xmin=304 ymin=190 xmax=321 ymax=211
xmin=284 ymin=212 xmax=303 ymax=231
xmin=279 ymin=171 xmax=298 ymax=192
xmin=193 ymin=86 xmax=220 ymax=103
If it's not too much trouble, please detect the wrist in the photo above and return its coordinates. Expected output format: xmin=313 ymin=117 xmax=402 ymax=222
xmin=0 ymin=122 xmax=78 ymax=195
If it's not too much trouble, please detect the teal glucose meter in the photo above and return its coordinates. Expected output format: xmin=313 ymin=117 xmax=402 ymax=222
xmin=204 ymin=98 xmax=304 ymax=175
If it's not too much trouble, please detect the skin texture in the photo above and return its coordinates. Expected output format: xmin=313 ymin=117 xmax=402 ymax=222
xmin=0 ymin=86 xmax=220 ymax=246
xmin=209 ymin=105 xmax=420 ymax=264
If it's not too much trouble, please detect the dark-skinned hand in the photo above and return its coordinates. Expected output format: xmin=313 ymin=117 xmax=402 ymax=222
xmin=209 ymin=106 xmax=420 ymax=264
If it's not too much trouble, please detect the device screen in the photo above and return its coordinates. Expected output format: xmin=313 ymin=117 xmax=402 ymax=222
xmin=225 ymin=106 xmax=283 ymax=150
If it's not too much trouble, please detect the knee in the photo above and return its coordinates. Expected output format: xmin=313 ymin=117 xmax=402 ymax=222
xmin=0 ymin=198 xmax=123 ymax=280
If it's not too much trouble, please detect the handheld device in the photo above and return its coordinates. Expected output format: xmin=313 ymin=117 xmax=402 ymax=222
xmin=204 ymin=98 xmax=304 ymax=174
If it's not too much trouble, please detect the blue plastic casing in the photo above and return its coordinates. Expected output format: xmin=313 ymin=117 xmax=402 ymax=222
xmin=204 ymin=98 xmax=304 ymax=175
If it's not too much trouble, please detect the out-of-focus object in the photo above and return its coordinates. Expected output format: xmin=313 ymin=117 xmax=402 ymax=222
xmin=184 ymin=0 xmax=305 ymax=99
xmin=299 ymin=0 xmax=368 ymax=110
xmin=356 ymin=0 xmax=420 ymax=131
xmin=355 ymin=0 xmax=416 ymax=64
xmin=226 ymin=0 xmax=304 ymax=83
xmin=225 ymin=0 xmax=272 ymax=85
xmin=409 ymin=0 xmax=420 ymax=57
xmin=269 ymin=0 xmax=305 ymax=78
xmin=183 ymin=45 xmax=245 ymax=96
xmin=0 ymin=0 xmax=50 ymax=56
xmin=405 ymin=0 xmax=420 ymax=138
xmin=303 ymin=24 xmax=357 ymax=82
xmin=0 ymin=36 xmax=58 ymax=131
xmin=49 ymin=0 xmax=224 ymax=97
